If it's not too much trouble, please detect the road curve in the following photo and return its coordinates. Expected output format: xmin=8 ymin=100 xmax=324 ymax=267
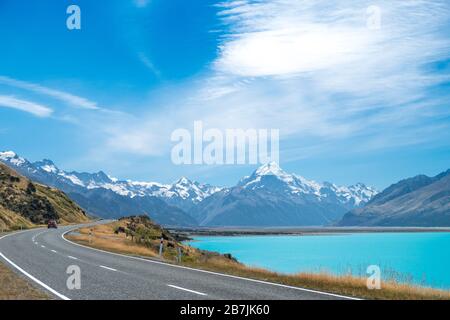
xmin=0 ymin=222 xmax=359 ymax=300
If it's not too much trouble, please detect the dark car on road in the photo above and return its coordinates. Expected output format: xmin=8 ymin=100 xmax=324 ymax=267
xmin=47 ymin=220 xmax=58 ymax=229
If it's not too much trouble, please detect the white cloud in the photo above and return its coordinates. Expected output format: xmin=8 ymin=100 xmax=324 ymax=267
xmin=138 ymin=52 xmax=161 ymax=77
xmin=216 ymin=25 xmax=371 ymax=77
xmin=207 ymin=0 xmax=450 ymax=146
xmin=0 ymin=95 xmax=53 ymax=117
xmin=104 ymin=122 xmax=168 ymax=156
xmin=215 ymin=0 xmax=450 ymax=79
xmin=85 ymin=0 xmax=450 ymax=163
xmin=0 ymin=76 xmax=99 ymax=110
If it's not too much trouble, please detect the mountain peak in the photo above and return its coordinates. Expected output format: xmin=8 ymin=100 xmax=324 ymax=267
xmin=255 ymin=162 xmax=285 ymax=176
xmin=176 ymin=176 xmax=192 ymax=185
xmin=34 ymin=159 xmax=56 ymax=166
xmin=89 ymin=170 xmax=113 ymax=184
xmin=238 ymin=162 xmax=296 ymax=190
xmin=0 ymin=150 xmax=27 ymax=166
xmin=435 ymin=168 xmax=450 ymax=180
xmin=33 ymin=159 xmax=59 ymax=173
xmin=0 ymin=151 xmax=17 ymax=158
xmin=95 ymin=170 xmax=109 ymax=178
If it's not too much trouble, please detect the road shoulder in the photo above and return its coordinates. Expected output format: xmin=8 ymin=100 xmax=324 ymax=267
xmin=0 ymin=259 xmax=50 ymax=300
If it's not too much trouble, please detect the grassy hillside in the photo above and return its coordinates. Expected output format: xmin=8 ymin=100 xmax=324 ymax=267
xmin=0 ymin=207 xmax=34 ymax=230
xmin=0 ymin=163 xmax=90 ymax=230
xmin=67 ymin=216 xmax=450 ymax=300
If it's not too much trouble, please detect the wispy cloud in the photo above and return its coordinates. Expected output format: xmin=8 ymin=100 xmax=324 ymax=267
xmin=215 ymin=0 xmax=450 ymax=81
xmin=83 ymin=0 xmax=450 ymax=167
xmin=138 ymin=52 xmax=161 ymax=77
xmin=0 ymin=76 xmax=99 ymax=110
xmin=0 ymin=95 xmax=53 ymax=117
xmin=206 ymin=0 xmax=450 ymax=149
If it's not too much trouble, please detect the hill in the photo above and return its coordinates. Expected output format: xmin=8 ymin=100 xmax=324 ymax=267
xmin=338 ymin=169 xmax=450 ymax=226
xmin=0 ymin=163 xmax=89 ymax=230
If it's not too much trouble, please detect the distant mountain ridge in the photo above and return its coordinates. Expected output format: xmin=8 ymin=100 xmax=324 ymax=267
xmin=0 ymin=151 xmax=377 ymax=227
xmin=0 ymin=151 xmax=198 ymax=226
xmin=0 ymin=152 xmax=221 ymax=206
xmin=338 ymin=169 xmax=450 ymax=226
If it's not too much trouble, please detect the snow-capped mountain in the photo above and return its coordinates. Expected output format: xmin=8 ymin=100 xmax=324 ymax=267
xmin=0 ymin=151 xmax=28 ymax=167
xmin=1 ymin=151 xmax=378 ymax=227
xmin=162 ymin=177 xmax=223 ymax=211
xmin=0 ymin=151 xmax=222 ymax=210
xmin=238 ymin=162 xmax=377 ymax=208
xmin=0 ymin=151 xmax=199 ymax=226
xmin=192 ymin=162 xmax=378 ymax=227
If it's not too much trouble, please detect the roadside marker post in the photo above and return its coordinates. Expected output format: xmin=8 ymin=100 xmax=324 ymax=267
xmin=159 ymin=237 xmax=164 ymax=257
xmin=177 ymin=247 xmax=182 ymax=263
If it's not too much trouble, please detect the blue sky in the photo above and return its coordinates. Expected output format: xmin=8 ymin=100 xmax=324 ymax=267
xmin=0 ymin=0 xmax=449 ymax=189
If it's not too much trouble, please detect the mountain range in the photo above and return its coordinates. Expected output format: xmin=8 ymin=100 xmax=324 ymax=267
xmin=0 ymin=152 xmax=198 ymax=226
xmin=191 ymin=162 xmax=377 ymax=226
xmin=338 ymin=169 xmax=450 ymax=226
xmin=0 ymin=151 xmax=377 ymax=227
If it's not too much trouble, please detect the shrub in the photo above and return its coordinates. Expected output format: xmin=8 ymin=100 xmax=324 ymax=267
xmin=26 ymin=182 xmax=36 ymax=194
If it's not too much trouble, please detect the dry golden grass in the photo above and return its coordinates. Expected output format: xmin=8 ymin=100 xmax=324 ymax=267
xmin=181 ymin=259 xmax=450 ymax=300
xmin=0 ymin=206 xmax=34 ymax=231
xmin=0 ymin=261 xmax=50 ymax=300
xmin=36 ymin=185 xmax=90 ymax=224
xmin=68 ymin=222 xmax=159 ymax=258
xmin=67 ymin=220 xmax=450 ymax=300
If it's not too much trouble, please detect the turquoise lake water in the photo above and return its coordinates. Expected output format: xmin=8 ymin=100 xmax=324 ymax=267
xmin=187 ymin=232 xmax=450 ymax=289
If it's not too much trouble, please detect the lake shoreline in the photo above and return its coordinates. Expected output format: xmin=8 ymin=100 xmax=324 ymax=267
xmin=170 ymin=226 xmax=450 ymax=238
xmin=185 ymin=232 xmax=450 ymax=290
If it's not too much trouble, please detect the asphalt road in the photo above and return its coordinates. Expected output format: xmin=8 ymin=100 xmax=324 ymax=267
xmin=0 ymin=222 xmax=359 ymax=300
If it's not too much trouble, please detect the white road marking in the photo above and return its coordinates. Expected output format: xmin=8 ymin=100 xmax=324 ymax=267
xmin=0 ymin=230 xmax=28 ymax=241
xmin=99 ymin=265 xmax=117 ymax=272
xmin=1 ymin=224 xmax=360 ymax=301
xmin=51 ymin=250 xmax=57 ymax=253
xmin=67 ymin=255 xmax=78 ymax=260
xmin=32 ymin=230 xmax=48 ymax=247
xmin=32 ymin=230 xmax=47 ymax=243
xmin=41 ymin=245 xmax=46 ymax=248
xmin=62 ymin=228 xmax=361 ymax=300
xmin=0 ymin=230 xmax=70 ymax=300
xmin=167 ymin=284 xmax=207 ymax=296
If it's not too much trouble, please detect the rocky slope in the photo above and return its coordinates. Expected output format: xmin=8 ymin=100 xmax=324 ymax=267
xmin=338 ymin=169 xmax=450 ymax=226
